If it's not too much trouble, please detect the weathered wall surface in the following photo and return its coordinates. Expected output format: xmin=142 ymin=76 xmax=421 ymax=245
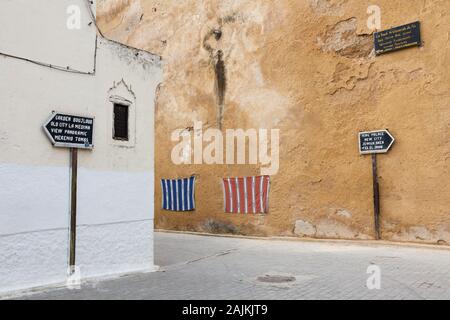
xmin=0 ymin=0 xmax=162 ymax=293
xmin=97 ymin=0 xmax=450 ymax=245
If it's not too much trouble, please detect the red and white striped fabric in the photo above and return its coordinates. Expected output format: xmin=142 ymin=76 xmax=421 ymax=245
xmin=222 ymin=176 xmax=270 ymax=214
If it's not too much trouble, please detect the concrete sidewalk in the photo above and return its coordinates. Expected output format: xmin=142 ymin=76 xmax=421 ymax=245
xmin=9 ymin=232 xmax=450 ymax=299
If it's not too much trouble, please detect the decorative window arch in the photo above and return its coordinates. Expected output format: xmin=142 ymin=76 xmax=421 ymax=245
xmin=108 ymin=79 xmax=136 ymax=148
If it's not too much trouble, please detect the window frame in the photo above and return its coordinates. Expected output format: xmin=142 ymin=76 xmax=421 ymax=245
xmin=113 ymin=103 xmax=129 ymax=141
xmin=108 ymin=94 xmax=135 ymax=148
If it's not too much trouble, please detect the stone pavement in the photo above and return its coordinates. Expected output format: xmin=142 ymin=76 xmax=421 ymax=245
xmin=12 ymin=232 xmax=450 ymax=299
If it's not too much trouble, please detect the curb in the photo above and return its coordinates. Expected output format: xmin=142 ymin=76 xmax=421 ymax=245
xmin=155 ymin=229 xmax=450 ymax=251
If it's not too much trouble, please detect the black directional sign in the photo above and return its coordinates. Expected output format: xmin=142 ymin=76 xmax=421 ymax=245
xmin=359 ymin=130 xmax=395 ymax=155
xmin=374 ymin=21 xmax=421 ymax=55
xmin=43 ymin=112 xmax=94 ymax=149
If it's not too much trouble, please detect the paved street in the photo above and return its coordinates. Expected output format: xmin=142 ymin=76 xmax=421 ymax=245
xmin=12 ymin=232 xmax=450 ymax=300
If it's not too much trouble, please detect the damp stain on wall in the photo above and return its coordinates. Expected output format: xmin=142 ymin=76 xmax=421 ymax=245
xmin=203 ymin=25 xmax=228 ymax=129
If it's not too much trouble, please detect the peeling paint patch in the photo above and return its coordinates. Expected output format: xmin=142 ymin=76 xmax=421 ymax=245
xmin=389 ymin=225 xmax=450 ymax=244
xmin=294 ymin=219 xmax=371 ymax=240
xmin=315 ymin=219 xmax=370 ymax=240
xmin=201 ymin=219 xmax=238 ymax=234
xmin=309 ymin=0 xmax=347 ymax=16
xmin=101 ymin=38 xmax=161 ymax=69
xmin=336 ymin=209 xmax=351 ymax=218
xmin=328 ymin=61 xmax=374 ymax=95
xmin=294 ymin=219 xmax=316 ymax=237
xmin=318 ymin=18 xmax=373 ymax=58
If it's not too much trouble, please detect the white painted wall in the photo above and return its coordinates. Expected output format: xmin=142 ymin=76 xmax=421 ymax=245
xmin=0 ymin=0 xmax=97 ymax=73
xmin=0 ymin=0 xmax=162 ymax=294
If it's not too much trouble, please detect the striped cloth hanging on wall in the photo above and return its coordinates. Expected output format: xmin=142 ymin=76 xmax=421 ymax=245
xmin=222 ymin=176 xmax=270 ymax=214
xmin=161 ymin=176 xmax=196 ymax=211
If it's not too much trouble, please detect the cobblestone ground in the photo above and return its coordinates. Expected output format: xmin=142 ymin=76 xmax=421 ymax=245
xmin=13 ymin=232 xmax=450 ymax=300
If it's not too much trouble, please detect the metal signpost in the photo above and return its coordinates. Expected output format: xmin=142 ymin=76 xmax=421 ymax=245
xmin=43 ymin=112 xmax=94 ymax=272
xmin=358 ymin=130 xmax=395 ymax=240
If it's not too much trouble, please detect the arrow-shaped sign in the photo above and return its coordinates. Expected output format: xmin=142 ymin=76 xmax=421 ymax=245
xmin=43 ymin=112 xmax=94 ymax=149
xmin=358 ymin=129 xmax=395 ymax=155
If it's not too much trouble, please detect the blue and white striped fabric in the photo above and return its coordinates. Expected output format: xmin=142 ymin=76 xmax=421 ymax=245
xmin=161 ymin=177 xmax=196 ymax=211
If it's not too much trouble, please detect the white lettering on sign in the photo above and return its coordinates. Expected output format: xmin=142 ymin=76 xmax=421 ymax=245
xmin=359 ymin=130 xmax=395 ymax=155
xmin=43 ymin=113 xmax=94 ymax=149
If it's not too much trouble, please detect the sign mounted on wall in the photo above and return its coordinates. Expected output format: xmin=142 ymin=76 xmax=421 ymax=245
xmin=374 ymin=21 xmax=421 ymax=55
xmin=43 ymin=112 xmax=94 ymax=149
xmin=359 ymin=129 xmax=395 ymax=155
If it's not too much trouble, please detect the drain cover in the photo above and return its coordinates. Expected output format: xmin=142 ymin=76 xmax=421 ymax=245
xmin=256 ymin=275 xmax=296 ymax=283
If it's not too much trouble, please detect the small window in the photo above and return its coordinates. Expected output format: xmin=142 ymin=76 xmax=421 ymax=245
xmin=113 ymin=103 xmax=129 ymax=141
